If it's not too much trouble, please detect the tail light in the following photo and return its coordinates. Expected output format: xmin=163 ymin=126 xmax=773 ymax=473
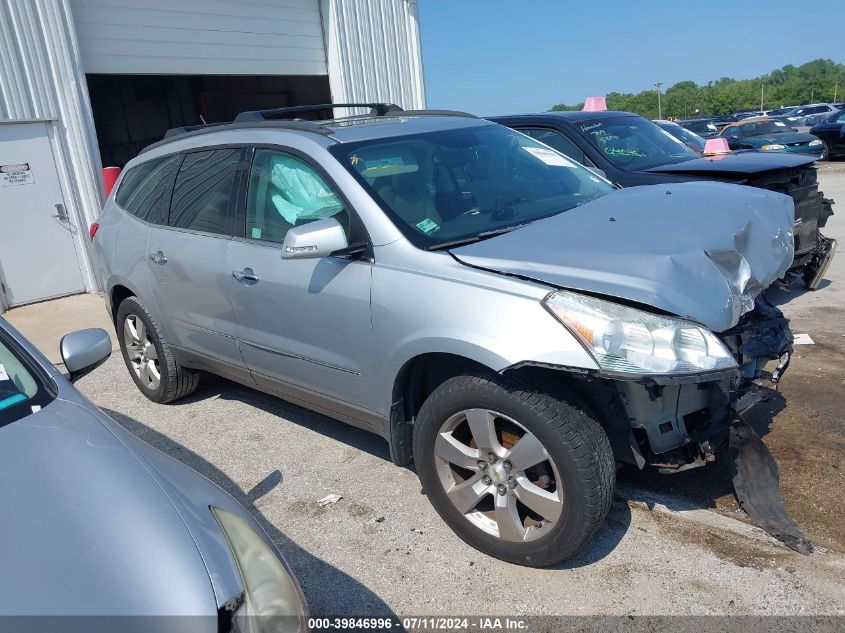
xmin=89 ymin=222 xmax=100 ymax=241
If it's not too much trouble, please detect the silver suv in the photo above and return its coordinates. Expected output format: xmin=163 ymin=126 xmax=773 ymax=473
xmin=94 ymin=104 xmax=804 ymax=566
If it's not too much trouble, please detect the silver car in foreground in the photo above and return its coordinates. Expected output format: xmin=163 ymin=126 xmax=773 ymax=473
xmin=94 ymin=104 xmax=808 ymax=566
xmin=0 ymin=318 xmax=308 ymax=631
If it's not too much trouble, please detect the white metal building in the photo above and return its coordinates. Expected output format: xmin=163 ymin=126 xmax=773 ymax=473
xmin=0 ymin=0 xmax=425 ymax=311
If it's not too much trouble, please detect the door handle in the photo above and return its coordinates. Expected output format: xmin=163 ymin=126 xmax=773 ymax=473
xmin=53 ymin=203 xmax=68 ymax=221
xmin=149 ymin=251 xmax=168 ymax=265
xmin=232 ymin=268 xmax=259 ymax=285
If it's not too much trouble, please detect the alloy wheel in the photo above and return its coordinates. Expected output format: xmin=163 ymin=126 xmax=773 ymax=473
xmin=123 ymin=314 xmax=161 ymax=390
xmin=434 ymin=408 xmax=563 ymax=543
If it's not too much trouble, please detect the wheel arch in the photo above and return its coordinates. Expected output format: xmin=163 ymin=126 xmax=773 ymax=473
xmin=109 ymin=282 xmax=136 ymax=323
xmin=388 ymin=350 xmax=500 ymax=466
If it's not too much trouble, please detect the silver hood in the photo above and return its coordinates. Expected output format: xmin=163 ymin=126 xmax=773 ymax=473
xmin=451 ymin=182 xmax=794 ymax=332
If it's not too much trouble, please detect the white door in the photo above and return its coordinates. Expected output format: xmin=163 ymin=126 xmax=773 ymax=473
xmin=0 ymin=123 xmax=85 ymax=307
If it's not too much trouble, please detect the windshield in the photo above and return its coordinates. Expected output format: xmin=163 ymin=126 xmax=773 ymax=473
xmin=329 ymin=124 xmax=614 ymax=249
xmin=577 ymin=116 xmax=699 ymax=170
xmin=0 ymin=328 xmax=51 ymax=425
xmin=740 ymin=120 xmax=792 ymax=136
xmin=659 ymin=123 xmax=705 ymax=152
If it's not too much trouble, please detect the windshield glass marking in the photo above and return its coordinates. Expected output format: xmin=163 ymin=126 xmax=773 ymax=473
xmin=578 ymin=116 xmax=699 ymax=170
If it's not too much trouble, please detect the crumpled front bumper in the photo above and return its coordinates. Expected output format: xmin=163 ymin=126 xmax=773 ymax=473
xmin=618 ymin=296 xmax=793 ymax=471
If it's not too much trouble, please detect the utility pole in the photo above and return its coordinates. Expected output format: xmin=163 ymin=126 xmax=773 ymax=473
xmin=760 ymin=83 xmax=765 ymax=111
xmin=835 ymin=83 xmax=839 ymax=102
xmin=655 ymin=82 xmax=663 ymax=119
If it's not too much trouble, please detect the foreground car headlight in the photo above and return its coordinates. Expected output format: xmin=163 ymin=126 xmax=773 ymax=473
xmin=809 ymin=139 xmax=823 ymax=146
xmin=760 ymin=144 xmax=786 ymax=150
xmin=543 ymin=290 xmax=737 ymax=375
xmin=212 ymin=507 xmax=308 ymax=633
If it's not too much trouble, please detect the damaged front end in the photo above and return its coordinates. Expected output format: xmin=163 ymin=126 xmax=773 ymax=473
xmin=618 ymin=294 xmax=793 ymax=471
xmin=455 ymin=181 xmax=811 ymax=550
xmin=540 ymin=295 xmax=812 ymax=553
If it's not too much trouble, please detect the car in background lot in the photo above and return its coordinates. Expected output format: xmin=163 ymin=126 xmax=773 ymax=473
xmin=492 ymin=110 xmax=835 ymax=287
xmin=677 ymin=117 xmax=721 ymax=138
xmin=810 ymin=109 xmax=845 ymax=159
xmin=780 ymin=103 xmax=840 ymax=126
xmin=0 ymin=318 xmax=308 ymax=630
xmin=733 ymin=110 xmax=765 ymax=120
xmin=766 ymin=106 xmax=798 ymax=116
xmin=719 ymin=117 xmax=825 ymax=158
xmin=653 ymin=119 xmax=706 ymax=152
xmin=94 ymin=104 xmax=810 ymax=566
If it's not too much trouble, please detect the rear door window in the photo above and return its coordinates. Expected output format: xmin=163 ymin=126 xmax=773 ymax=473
xmin=168 ymin=149 xmax=243 ymax=236
xmin=115 ymin=155 xmax=180 ymax=224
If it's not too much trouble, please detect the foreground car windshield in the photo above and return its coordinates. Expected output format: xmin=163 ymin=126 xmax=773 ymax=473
xmin=578 ymin=115 xmax=699 ymax=170
xmin=330 ymin=124 xmax=613 ymax=249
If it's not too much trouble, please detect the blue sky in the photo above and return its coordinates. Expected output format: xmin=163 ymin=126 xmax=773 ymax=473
xmin=417 ymin=0 xmax=845 ymax=116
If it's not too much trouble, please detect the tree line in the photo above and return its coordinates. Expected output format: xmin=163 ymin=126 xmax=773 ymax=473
xmin=550 ymin=59 xmax=845 ymax=119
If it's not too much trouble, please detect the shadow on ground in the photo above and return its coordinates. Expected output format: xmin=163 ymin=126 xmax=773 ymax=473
xmin=173 ymin=373 xmax=393 ymax=463
xmin=103 ymin=406 xmax=399 ymax=619
xmin=115 ymin=373 xmax=636 ymax=568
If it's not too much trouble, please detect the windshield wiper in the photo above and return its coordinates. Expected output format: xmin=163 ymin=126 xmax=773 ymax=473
xmin=428 ymin=223 xmax=532 ymax=251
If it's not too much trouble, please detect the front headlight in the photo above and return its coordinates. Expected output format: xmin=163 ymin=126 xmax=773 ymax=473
xmin=809 ymin=139 xmax=823 ymax=146
xmin=212 ymin=507 xmax=308 ymax=633
xmin=543 ymin=290 xmax=737 ymax=376
xmin=760 ymin=144 xmax=786 ymax=150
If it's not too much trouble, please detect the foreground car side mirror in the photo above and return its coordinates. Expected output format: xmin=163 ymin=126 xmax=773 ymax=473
xmin=281 ymin=218 xmax=349 ymax=260
xmin=60 ymin=328 xmax=111 ymax=383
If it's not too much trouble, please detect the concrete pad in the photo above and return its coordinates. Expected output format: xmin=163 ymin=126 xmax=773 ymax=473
xmin=2 ymin=293 xmax=115 ymax=364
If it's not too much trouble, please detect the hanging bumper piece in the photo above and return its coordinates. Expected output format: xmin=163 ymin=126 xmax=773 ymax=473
xmin=730 ymin=413 xmax=813 ymax=555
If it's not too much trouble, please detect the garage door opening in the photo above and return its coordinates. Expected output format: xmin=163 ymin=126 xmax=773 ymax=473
xmin=87 ymin=74 xmax=331 ymax=167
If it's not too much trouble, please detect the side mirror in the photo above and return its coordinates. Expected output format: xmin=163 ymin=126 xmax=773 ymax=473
xmin=60 ymin=328 xmax=111 ymax=383
xmin=281 ymin=218 xmax=349 ymax=260
xmin=590 ymin=167 xmax=607 ymax=179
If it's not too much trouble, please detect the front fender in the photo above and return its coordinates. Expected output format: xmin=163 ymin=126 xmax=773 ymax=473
xmin=371 ymin=260 xmax=598 ymax=416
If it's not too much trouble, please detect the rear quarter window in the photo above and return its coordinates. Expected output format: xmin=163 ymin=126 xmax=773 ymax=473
xmin=114 ymin=155 xmax=180 ymax=225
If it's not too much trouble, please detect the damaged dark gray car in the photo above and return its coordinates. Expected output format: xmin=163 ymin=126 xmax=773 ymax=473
xmin=94 ymin=108 xmax=808 ymax=567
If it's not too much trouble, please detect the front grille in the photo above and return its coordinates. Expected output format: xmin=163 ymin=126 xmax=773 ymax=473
xmin=793 ymin=217 xmax=819 ymax=255
xmin=790 ymin=185 xmax=823 ymax=256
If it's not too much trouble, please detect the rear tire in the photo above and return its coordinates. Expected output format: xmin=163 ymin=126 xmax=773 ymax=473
xmin=116 ymin=296 xmax=199 ymax=403
xmin=413 ymin=371 xmax=614 ymax=567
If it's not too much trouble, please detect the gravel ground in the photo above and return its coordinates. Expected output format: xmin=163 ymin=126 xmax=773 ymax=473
xmin=75 ymin=163 xmax=845 ymax=617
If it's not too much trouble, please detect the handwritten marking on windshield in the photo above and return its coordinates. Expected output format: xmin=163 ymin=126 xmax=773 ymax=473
xmin=604 ymin=147 xmax=646 ymax=158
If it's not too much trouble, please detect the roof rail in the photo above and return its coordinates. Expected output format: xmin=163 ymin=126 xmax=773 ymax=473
xmin=163 ymin=122 xmax=229 ymax=139
xmin=234 ymin=103 xmax=403 ymax=122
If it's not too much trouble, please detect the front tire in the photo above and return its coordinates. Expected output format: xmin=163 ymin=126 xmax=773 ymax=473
xmin=413 ymin=372 xmax=615 ymax=567
xmin=819 ymin=140 xmax=830 ymax=161
xmin=116 ymin=296 xmax=199 ymax=403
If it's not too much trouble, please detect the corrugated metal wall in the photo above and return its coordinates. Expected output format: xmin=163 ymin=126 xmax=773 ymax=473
xmin=0 ymin=0 xmax=103 ymax=293
xmin=322 ymin=0 xmax=426 ymax=110
xmin=0 ymin=0 xmax=426 ymax=303
xmin=70 ymin=0 xmax=327 ymax=76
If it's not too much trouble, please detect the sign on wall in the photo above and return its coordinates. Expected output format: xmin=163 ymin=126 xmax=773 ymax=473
xmin=1 ymin=163 xmax=35 ymax=186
